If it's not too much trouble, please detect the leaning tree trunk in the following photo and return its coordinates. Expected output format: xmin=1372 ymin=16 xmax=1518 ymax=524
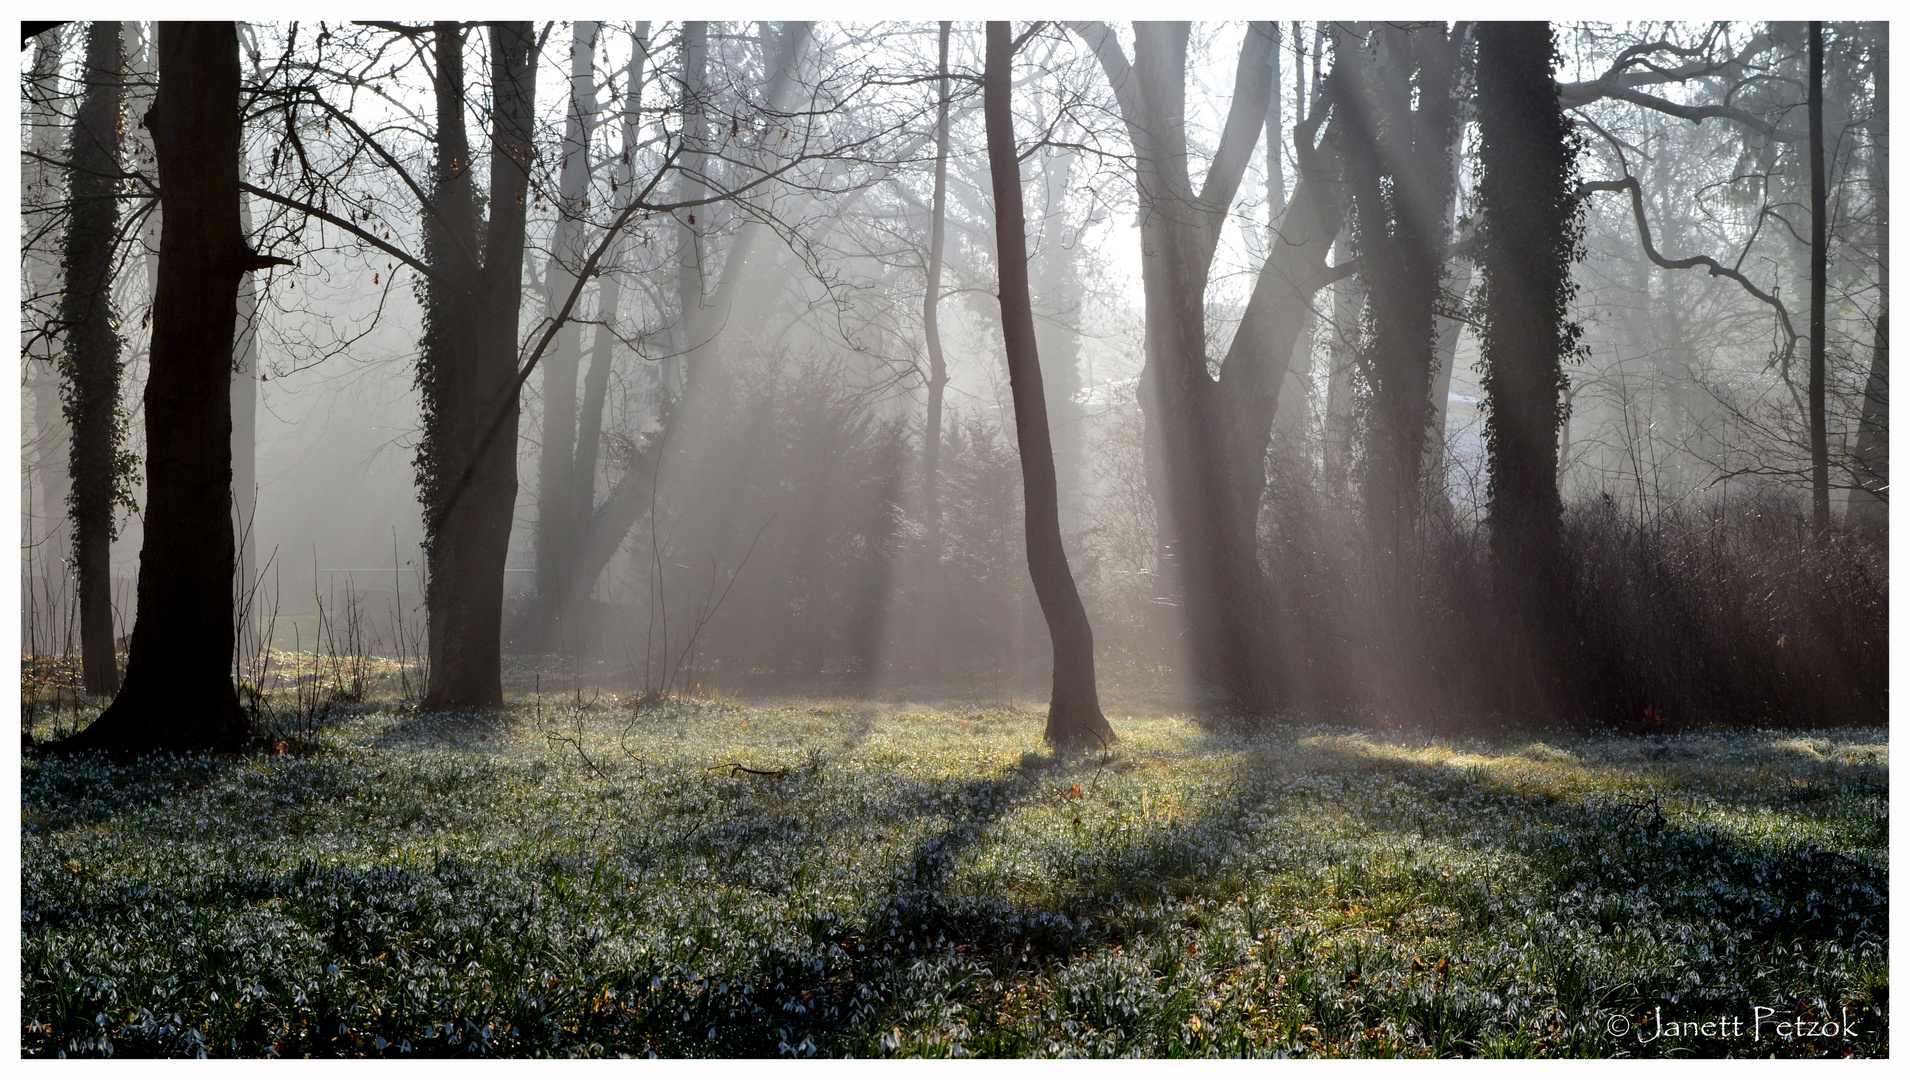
xmin=58 ymin=21 xmax=260 ymax=755
xmin=61 ymin=20 xmax=127 ymax=697
xmin=984 ymin=21 xmax=1115 ymax=750
xmin=418 ymin=21 xmax=537 ymax=711
xmin=1477 ymin=21 xmax=1580 ymax=716
xmin=1808 ymin=21 xmax=1831 ymax=534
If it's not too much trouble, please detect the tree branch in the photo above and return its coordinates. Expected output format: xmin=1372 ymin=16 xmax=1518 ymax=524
xmin=240 ymin=182 xmax=434 ymax=281
xmin=1579 ymin=174 xmax=1799 ymax=362
xmin=1195 ymin=21 xmax=1276 ymax=268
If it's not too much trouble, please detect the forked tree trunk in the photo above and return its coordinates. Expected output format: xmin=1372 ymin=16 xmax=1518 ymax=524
xmin=62 ymin=21 xmax=126 ymax=698
xmin=529 ymin=20 xmax=601 ymax=651
xmin=58 ymin=21 xmax=256 ymax=754
xmin=984 ymin=22 xmax=1115 ymax=750
xmin=418 ymin=21 xmax=537 ymax=711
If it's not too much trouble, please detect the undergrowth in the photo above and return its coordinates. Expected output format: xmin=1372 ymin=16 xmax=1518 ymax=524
xmin=20 ymin=699 xmax=1887 ymax=1058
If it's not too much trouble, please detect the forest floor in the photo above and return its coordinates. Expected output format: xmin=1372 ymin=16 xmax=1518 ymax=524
xmin=19 ymin=681 xmax=1889 ymax=1058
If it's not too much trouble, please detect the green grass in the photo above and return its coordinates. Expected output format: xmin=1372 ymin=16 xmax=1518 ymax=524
xmin=20 ymin=695 xmax=1888 ymax=1057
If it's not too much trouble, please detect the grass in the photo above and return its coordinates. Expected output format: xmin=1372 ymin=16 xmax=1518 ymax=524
xmin=20 ymin=690 xmax=1888 ymax=1058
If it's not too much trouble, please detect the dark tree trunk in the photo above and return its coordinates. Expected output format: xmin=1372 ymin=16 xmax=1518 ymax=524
xmin=984 ymin=22 xmax=1114 ymax=750
xmin=417 ymin=21 xmax=537 ymax=710
xmin=917 ymin=20 xmax=953 ymax=676
xmin=1476 ymin=21 xmax=1581 ymax=713
xmin=57 ymin=21 xmax=252 ymax=754
xmin=61 ymin=20 xmax=125 ymax=697
xmin=1808 ymin=21 xmax=1831 ymax=533
xmin=1333 ymin=23 xmax=1461 ymax=587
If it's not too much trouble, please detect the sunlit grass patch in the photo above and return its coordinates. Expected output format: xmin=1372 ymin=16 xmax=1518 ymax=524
xmin=20 ymin=701 xmax=1887 ymax=1058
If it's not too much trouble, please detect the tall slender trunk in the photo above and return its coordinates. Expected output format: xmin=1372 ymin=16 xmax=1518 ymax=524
xmin=1848 ymin=27 xmax=1887 ymax=537
xmin=668 ymin=22 xmax=709 ymax=397
xmin=1032 ymin=149 xmax=1084 ymax=535
xmin=62 ymin=21 xmax=126 ymax=697
xmin=1477 ymin=21 xmax=1579 ymax=714
xmin=233 ymin=138 xmax=259 ymax=622
xmin=557 ymin=24 xmax=652 ymax=629
xmin=24 ymin=30 xmax=71 ymax=586
xmin=1267 ymin=22 xmax=1285 ymax=222
xmin=918 ymin=20 xmax=953 ymax=676
xmin=984 ymin=22 xmax=1114 ymax=749
xmin=419 ymin=21 xmax=538 ymax=710
xmin=62 ymin=21 xmax=255 ymax=754
xmin=1808 ymin=22 xmax=1830 ymax=533
xmin=530 ymin=20 xmax=602 ymax=650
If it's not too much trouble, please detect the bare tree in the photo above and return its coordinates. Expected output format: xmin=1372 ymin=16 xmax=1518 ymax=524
xmin=415 ymin=21 xmax=539 ymax=710
xmin=985 ymin=21 xmax=1113 ymax=749
xmin=1476 ymin=21 xmax=1582 ymax=711
xmin=916 ymin=20 xmax=953 ymax=676
xmin=58 ymin=21 xmax=284 ymax=754
xmin=59 ymin=21 xmax=129 ymax=696
xmin=1807 ymin=21 xmax=1830 ymax=532
xmin=1067 ymin=20 xmax=1297 ymax=710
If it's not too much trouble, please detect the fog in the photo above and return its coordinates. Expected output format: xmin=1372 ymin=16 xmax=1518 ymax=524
xmin=21 ymin=20 xmax=1886 ymax=730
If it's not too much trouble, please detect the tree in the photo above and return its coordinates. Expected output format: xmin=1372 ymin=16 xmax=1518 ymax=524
xmin=59 ymin=21 xmax=129 ymax=696
xmin=1331 ymin=22 xmax=1464 ymax=580
xmin=415 ymin=21 xmax=539 ymax=710
xmin=528 ymin=20 xmax=605 ymax=651
xmin=57 ymin=21 xmax=279 ymax=754
xmin=23 ymin=28 xmax=71 ymax=600
xmin=1847 ymin=23 xmax=1886 ymax=536
xmin=1068 ymin=21 xmax=1326 ymax=710
xmin=916 ymin=20 xmax=954 ymax=675
xmin=1476 ymin=21 xmax=1582 ymax=711
xmin=984 ymin=22 xmax=1114 ymax=749
xmin=1807 ymin=21 xmax=1830 ymax=533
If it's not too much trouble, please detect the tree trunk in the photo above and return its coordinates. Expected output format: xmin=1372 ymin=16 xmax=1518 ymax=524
xmin=1476 ymin=21 xmax=1579 ymax=714
xmin=561 ymin=25 xmax=653 ymax=630
xmin=984 ymin=22 xmax=1114 ymax=750
xmin=1032 ymin=149 xmax=1086 ymax=536
xmin=1323 ymin=240 xmax=1361 ymax=500
xmin=418 ymin=21 xmax=537 ymax=711
xmin=58 ymin=21 xmax=252 ymax=754
xmin=1121 ymin=20 xmax=1279 ymax=711
xmin=529 ymin=20 xmax=601 ymax=651
xmin=60 ymin=21 xmax=126 ymax=697
xmin=24 ymin=29 xmax=71 ymax=603
xmin=667 ymin=21 xmax=709 ymax=397
xmin=917 ymin=20 xmax=953 ymax=677
xmin=233 ymin=153 xmax=259 ymax=623
xmin=1847 ymin=26 xmax=1887 ymax=537
xmin=1808 ymin=21 xmax=1830 ymax=533
xmin=1334 ymin=23 xmax=1461 ymax=588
